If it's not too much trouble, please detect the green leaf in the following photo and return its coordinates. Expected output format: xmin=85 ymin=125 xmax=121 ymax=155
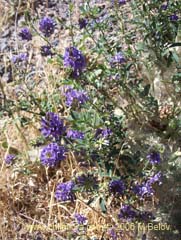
xmin=172 ymin=52 xmax=179 ymax=63
xmin=143 ymin=4 xmax=147 ymax=12
xmin=141 ymin=84 xmax=150 ymax=97
xmin=94 ymin=69 xmax=102 ymax=77
xmin=136 ymin=42 xmax=147 ymax=51
xmin=2 ymin=141 xmax=8 ymax=149
xmin=99 ymin=197 xmax=107 ymax=213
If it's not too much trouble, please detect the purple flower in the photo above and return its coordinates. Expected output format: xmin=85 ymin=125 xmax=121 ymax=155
xmin=41 ymin=112 xmax=66 ymax=140
xmin=67 ymin=130 xmax=85 ymax=140
xmin=118 ymin=205 xmax=137 ymax=221
xmin=109 ymin=179 xmax=125 ymax=196
xmin=118 ymin=0 xmax=126 ymax=5
xmin=40 ymin=143 xmax=66 ymax=167
xmin=76 ymin=173 xmax=98 ymax=191
xmin=55 ymin=181 xmax=75 ymax=202
xmin=110 ymin=52 xmax=126 ymax=66
xmin=19 ymin=27 xmax=32 ymax=41
xmin=133 ymin=172 xmax=162 ymax=198
xmin=148 ymin=172 xmax=162 ymax=185
xmin=40 ymin=45 xmax=52 ymax=56
xmin=39 ymin=17 xmax=55 ymax=37
xmin=78 ymin=18 xmax=88 ymax=29
xmin=95 ymin=128 xmax=112 ymax=139
xmin=63 ymin=47 xmax=86 ymax=78
xmin=161 ymin=4 xmax=168 ymax=10
xmin=112 ymin=0 xmax=126 ymax=5
xmin=64 ymin=87 xmax=88 ymax=107
xmin=108 ymin=228 xmax=117 ymax=240
xmin=132 ymin=181 xmax=154 ymax=198
xmin=4 ymin=154 xmax=16 ymax=164
xmin=147 ymin=151 xmax=161 ymax=164
xmin=74 ymin=213 xmax=87 ymax=224
xmin=170 ymin=14 xmax=178 ymax=21
xmin=12 ymin=53 xmax=28 ymax=63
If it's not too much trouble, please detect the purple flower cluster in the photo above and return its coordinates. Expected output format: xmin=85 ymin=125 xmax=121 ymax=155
xmin=147 ymin=151 xmax=161 ymax=164
xmin=148 ymin=172 xmax=162 ymax=185
xmin=40 ymin=143 xmax=66 ymax=167
xmin=12 ymin=53 xmax=28 ymax=64
xmin=40 ymin=45 xmax=52 ymax=56
xmin=118 ymin=205 xmax=137 ymax=221
xmin=118 ymin=0 xmax=126 ymax=5
xmin=170 ymin=13 xmax=178 ymax=21
xmin=112 ymin=0 xmax=126 ymax=6
xmin=39 ymin=17 xmax=56 ymax=37
xmin=76 ymin=173 xmax=98 ymax=191
xmin=67 ymin=129 xmax=85 ymax=140
xmin=132 ymin=172 xmax=162 ymax=199
xmin=161 ymin=4 xmax=168 ymax=10
xmin=133 ymin=181 xmax=154 ymax=198
xmin=78 ymin=18 xmax=88 ymax=29
xmin=63 ymin=47 xmax=86 ymax=78
xmin=64 ymin=87 xmax=88 ymax=107
xmin=109 ymin=179 xmax=125 ymax=196
xmin=108 ymin=228 xmax=118 ymax=240
xmin=74 ymin=213 xmax=87 ymax=225
xmin=95 ymin=128 xmax=112 ymax=139
xmin=41 ymin=112 xmax=66 ymax=140
xmin=19 ymin=27 xmax=32 ymax=41
xmin=4 ymin=154 xmax=16 ymax=164
xmin=55 ymin=181 xmax=75 ymax=201
xmin=110 ymin=52 xmax=126 ymax=67
xmin=118 ymin=204 xmax=155 ymax=222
